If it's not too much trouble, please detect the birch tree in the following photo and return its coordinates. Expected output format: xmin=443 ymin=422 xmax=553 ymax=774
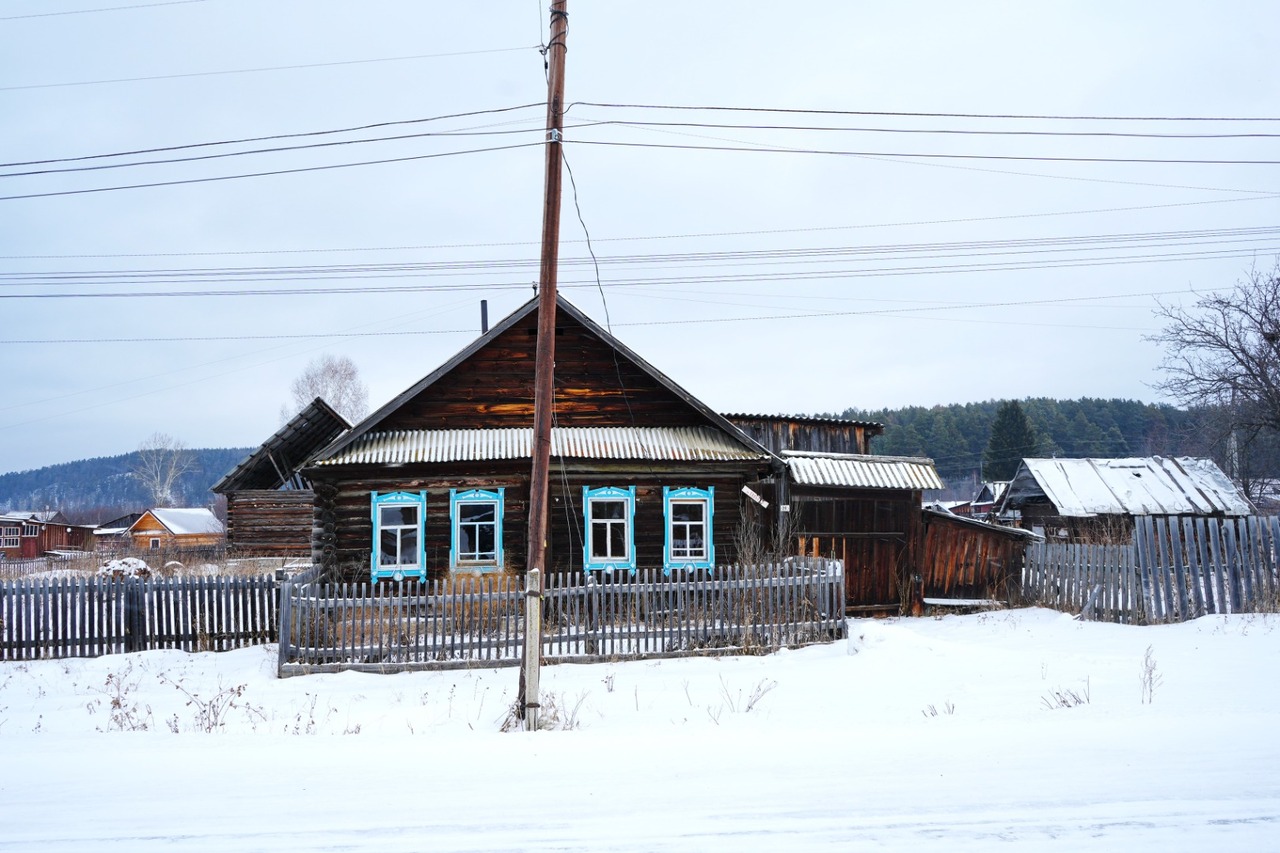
xmin=282 ymin=354 xmax=369 ymax=423
xmin=132 ymin=432 xmax=195 ymax=507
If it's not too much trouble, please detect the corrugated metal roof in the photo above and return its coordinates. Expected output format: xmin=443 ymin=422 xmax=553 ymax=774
xmin=783 ymin=451 xmax=945 ymax=490
xmin=723 ymin=412 xmax=884 ymax=429
xmin=315 ymin=426 xmax=770 ymax=466
xmin=1008 ymin=457 xmax=1254 ymax=517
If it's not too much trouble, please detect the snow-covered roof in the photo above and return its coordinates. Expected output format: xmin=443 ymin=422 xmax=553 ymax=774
xmin=1001 ymin=457 xmax=1254 ymax=518
xmin=136 ymin=508 xmax=225 ymax=536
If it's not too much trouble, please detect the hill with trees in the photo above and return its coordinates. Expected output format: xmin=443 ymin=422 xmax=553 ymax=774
xmin=0 ymin=448 xmax=251 ymax=524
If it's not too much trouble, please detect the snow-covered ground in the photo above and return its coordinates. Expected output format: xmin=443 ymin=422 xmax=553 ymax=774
xmin=3 ymin=609 xmax=1278 ymax=851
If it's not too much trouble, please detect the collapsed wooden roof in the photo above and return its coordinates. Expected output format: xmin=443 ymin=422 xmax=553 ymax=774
xmin=212 ymin=397 xmax=350 ymax=493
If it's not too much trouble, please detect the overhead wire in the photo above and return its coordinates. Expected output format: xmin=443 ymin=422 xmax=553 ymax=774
xmin=4 ymin=195 xmax=1277 ymax=260
xmin=0 ymin=46 xmax=540 ymax=92
xmin=0 ymin=103 xmax=544 ymax=169
xmin=570 ymin=101 xmax=1280 ymax=123
xmin=1 ymin=0 xmax=207 ymax=20
xmin=0 ymin=140 xmax=545 ymax=201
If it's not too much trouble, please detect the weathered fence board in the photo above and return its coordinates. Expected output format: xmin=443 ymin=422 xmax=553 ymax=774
xmin=1025 ymin=517 xmax=1279 ymax=624
xmin=0 ymin=574 xmax=278 ymax=660
xmin=278 ymin=560 xmax=845 ymax=677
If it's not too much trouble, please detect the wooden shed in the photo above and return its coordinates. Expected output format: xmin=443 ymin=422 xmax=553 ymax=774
xmin=212 ymin=397 xmax=350 ymax=555
xmin=127 ymin=508 xmax=225 ymax=552
xmin=918 ymin=509 xmax=1040 ymax=608
xmin=998 ymin=456 xmax=1254 ymax=543
xmin=303 ymin=295 xmax=779 ymax=584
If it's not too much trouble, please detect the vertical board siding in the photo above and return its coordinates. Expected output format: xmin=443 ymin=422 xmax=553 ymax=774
xmin=278 ymin=559 xmax=846 ymax=676
xmin=0 ymin=574 xmax=279 ymax=660
xmin=1025 ymin=516 xmax=1280 ymax=624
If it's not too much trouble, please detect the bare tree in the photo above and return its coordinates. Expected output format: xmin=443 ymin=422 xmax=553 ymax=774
xmin=132 ymin=432 xmax=195 ymax=508
xmin=281 ymin=354 xmax=369 ymax=423
xmin=1152 ymin=264 xmax=1280 ymax=434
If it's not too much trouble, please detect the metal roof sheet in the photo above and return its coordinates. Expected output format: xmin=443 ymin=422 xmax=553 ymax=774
xmin=315 ymin=426 xmax=770 ymax=466
xmin=783 ymin=451 xmax=945 ymax=490
xmin=1007 ymin=457 xmax=1254 ymax=517
xmin=723 ymin=412 xmax=885 ymax=430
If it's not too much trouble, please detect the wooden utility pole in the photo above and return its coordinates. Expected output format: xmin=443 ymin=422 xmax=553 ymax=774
xmin=521 ymin=0 xmax=568 ymax=728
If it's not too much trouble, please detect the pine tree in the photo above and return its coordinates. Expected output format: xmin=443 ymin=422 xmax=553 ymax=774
xmin=983 ymin=400 xmax=1039 ymax=480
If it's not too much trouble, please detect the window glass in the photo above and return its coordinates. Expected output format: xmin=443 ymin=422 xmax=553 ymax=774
xmin=451 ymin=489 xmax=504 ymax=569
xmin=583 ymin=487 xmax=636 ymax=572
xmin=663 ymin=487 xmax=714 ymax=572
xmin=370 ymin=492 xmax=427 ymax=581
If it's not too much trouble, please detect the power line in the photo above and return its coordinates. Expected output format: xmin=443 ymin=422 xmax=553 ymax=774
xmin=588 ymin=118 xmax=1280 ymax=141
xmin=0 ymin=122 xmax=584 ymax=179
xmin=0 ymin=45 xmax=539 ymax=91
xmin=1 ymin=0 xmax=207 ymax=20
xmin=6 ymin=224 xmax=1274 ymax=285
xmin=0 ymin=141 xmax=544 ymax=201
xmin=569 ymin=139 xmax=1280 ymax=166
xmin=0 ymin=285 xmax=1228 ymax=345
xmin=571 ymin=101 xmax=1280 ymax=123
xmin=0 ymin=103 xmax=542 ymax=168
xmin=4 ymin=195 xmax=1276 ymax=260
xmin=3 ymin=239 xmax=1270 ymax=298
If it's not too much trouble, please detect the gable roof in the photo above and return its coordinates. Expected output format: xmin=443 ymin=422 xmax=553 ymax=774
xmin=999 ymin=457 xmax=1254 ymax=518
xmin=313 ymin=294 xmax=775 ymax=465
xmin=212 ymin=397 xmax=350 ymax=493
xmin=130 ymin=508 xmax=225 ymax=536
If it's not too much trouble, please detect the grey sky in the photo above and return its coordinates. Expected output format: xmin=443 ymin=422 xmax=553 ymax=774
xmin=2 ymin=1 xmax=1278 ymax=473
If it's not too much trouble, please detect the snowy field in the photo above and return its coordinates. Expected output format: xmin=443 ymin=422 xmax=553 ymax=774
xmin=3 ymin=608 xmax=1278 ymax=851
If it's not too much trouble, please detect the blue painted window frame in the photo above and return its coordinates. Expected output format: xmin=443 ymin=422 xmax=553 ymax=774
xmin=449 ymin=487 xmax=505 ymax=572
xmin=583 ymin=486 xmax=637 ymax=573
xmin=663 ymin=486 xmax=715 ymax=573
xmin=370 ymin=491 xmax=427 ymax=582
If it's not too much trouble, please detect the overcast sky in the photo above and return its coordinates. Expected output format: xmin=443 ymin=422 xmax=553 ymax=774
xmin=2 ymin=1 xmax=1278 ymax=474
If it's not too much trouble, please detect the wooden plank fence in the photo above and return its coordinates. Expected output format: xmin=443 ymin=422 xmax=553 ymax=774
xmin=278 ymin=559 xmax=845 ymax=677
xmin=0 ymin=574 xmax=278 ymax=660
xmin=1024 ymin=516 xmax=1280 ymax=624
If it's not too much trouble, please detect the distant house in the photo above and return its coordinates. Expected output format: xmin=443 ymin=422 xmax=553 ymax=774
xmin=0 ymin=511 xmax=94 ymax=560
xmin=127 ymin=508 xmax=225 ymax=551
xmin=93 ymin=512 xmax=145 ymax=553
xmin=951 ymin=481 xmax=1008 ymax=519
xmin=212 ymin=398 xmax=350 ymax=556
xmin=997 ymin=457 xmax=1254 ymax=541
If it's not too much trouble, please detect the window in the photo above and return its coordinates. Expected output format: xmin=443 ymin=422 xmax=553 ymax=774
xmin=583 ymin=486 xmax=636 ymax=573
xmin=149 ymin=538 xmax=161 ymax=550
xmin=371 ymin=491 xmax=427 ymax=582
xmin=450 ymin=488 xmax=504 ymax=571
xmin=663 ymin=486 xmax=714 ymax=573
xmin=1 ymin=526 xmax=18 ymax=549
xmin=21 ymin=524 xmax=38 ymax=537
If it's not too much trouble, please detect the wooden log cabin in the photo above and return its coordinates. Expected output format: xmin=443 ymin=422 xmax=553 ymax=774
xmin=303 ymin=295 xmax=781 ymax=583
xmin=126 ymin=508 xmax=224 ymax=551
xmin=212 ymin=398 xmax=351 ymax=556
